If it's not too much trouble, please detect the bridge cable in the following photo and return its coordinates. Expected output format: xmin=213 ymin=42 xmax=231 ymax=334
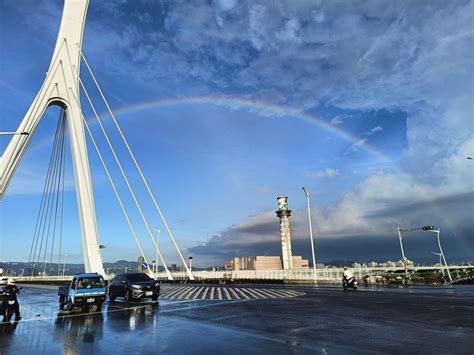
xmin=29 ymin=112 xmax=63 ymax=274
xmin=71 ymin=83 xmax=172 ymax=280
xmin=76 ymin=81 xmax=172 ymax=280
xmin=41 ymin=111 xmax=66 ymax=275
xmin=81 ymin=51 xmax=193 ymax=279
xmin=57 ymin=118 xmax=66 ymax=277
xmin=28 ymin=111 xmax=64 ymax=275
xmin=27 ymin=115 xmax=61 ymax=272
xmin=81 ymin=112 xmax=150 ymax=270
xmin=47 ymin=111 xmax=67 ymax=274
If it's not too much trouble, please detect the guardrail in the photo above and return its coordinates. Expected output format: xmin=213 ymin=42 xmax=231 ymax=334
xmin=154 ymin=268 xmax=369 ymax=282
xmin=7 ymin=265 xmax=473 ymax=283
xmin=13 ymin=275 xmax=73 ymax=282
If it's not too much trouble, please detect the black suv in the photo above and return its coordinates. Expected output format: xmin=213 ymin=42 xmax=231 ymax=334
xmin=108 ymin=273 xmax=160 ymax=302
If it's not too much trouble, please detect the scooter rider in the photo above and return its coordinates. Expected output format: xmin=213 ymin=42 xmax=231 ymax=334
xmin=343 ymin=266 xmax=355 ymax=282
xmin=2 ymin=279 xmax=21 ymax=322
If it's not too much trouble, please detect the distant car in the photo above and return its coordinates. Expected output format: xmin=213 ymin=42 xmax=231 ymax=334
xmin=108 ymin=273 xmax=160 ymax=302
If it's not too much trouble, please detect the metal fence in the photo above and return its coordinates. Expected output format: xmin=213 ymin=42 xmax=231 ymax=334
xmin=154 ymin=268 xmax=371 ymax=282
xmin=11 ymin=265 xmax=472 ymax=283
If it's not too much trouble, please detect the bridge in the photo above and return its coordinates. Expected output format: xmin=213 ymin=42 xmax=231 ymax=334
xmin=11 ymin=265 xmax=474 ymax=284
xmin=0 ymin=0 xmax=193 ymax=281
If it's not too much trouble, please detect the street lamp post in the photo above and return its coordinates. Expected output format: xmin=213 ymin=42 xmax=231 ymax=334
xmin=398 ymin=225 xmax=452 ymax=282
xmin=302 ymin=187 xmax=317 ymax=283
xmin=431 ymin=228 xmax=452 ymax=282
xmin=397 ymin=226 xmax=409 ymax=274
xmin=62 ymin=254 xmax=68 ymax=277
xmin=151 ymin=228 xmax=161 ymax=275
xmin=432 ymin=252 xmax=446 ymax=279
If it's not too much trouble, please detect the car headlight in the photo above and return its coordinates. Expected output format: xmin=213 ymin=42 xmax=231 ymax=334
xmin=131 ymin=285 xmax=141 ymax=290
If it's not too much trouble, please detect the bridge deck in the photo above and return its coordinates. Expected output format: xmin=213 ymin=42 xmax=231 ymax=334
xmin=1 ymin=284 xmax=472 ymax=354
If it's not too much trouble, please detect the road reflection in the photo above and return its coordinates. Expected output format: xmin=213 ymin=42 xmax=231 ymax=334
xmin=106 ymin=302 xmax=159 ymax=332
xmin=0 ymin=321 xmax=19 ymax=336
xmin=55 ymin=311 xmax=104 ymax=348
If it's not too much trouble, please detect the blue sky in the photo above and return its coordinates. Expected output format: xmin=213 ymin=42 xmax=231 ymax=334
xmin=1 ymin=0 xmax=473 ymax=267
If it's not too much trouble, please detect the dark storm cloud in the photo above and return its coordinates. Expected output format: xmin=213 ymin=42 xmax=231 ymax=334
xmin=189 ymin=191 xmax=474 ymax=264
xmin=365 ymin=192 xmax=474 ymax=219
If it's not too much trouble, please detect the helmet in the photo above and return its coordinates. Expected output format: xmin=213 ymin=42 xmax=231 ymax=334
xmin=343 ymin=266 xmax=348 ymax=270
xmin=7 ymin=278 xmax=15 ymax=286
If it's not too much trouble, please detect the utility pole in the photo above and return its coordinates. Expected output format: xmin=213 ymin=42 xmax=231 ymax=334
xmin=302 ymin=187 xmax=317 ymax=283
xmin=397 ymin=226 xmax=408 ymax=275
xmin=62 ymin=254 xmax=68 ymax=277
xmin=434 ymin=228 xmax=452 ymax=282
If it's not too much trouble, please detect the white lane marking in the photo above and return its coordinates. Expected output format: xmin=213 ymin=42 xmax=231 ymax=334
xmin=243 ymin=288 xmax=263 ymax=299
xmin=228 ymin=288 xmax=241 ymax=300
xmin=255 ymin=289 xmax=278 ymax=299
xmin=234 ymin=288 xmax=251 ymax=300
xmin=180 ymin=287 xmax=199 ymax=300
xmin=192 ymin=287 xmax=203 ymax=300
xmin=201 ymin=287 xmax=210 ymax=300
xmin=160 ymin=299 xmax=250 ymax=314
xmin=222 ymin=288 xmax=232 ymax=300
xmin=159 ymin=288 xmax=176 ymax=296
xmin=169 ymin=286 xmax=192 ymax=299
xmin=159 ymin=285 xmax=305 ymax=300
xmin=165 ymin=286 xmax=188 ymax=298
xmin=177 ymin=286 xmax=196 ymax=299
xmin=12 ymin=299 xmax=204 ymax=324
xmin=253 ymin=288 xmax=271 ymax=299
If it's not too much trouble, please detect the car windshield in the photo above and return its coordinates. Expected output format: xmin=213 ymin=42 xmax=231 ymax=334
xmin=76 ymin=277 xmax=105 ymax=289
xmin=125 ymin=274 xmax=150 ymax=282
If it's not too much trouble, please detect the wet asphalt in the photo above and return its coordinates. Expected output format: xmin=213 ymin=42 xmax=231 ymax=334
xmin=0 ymin=284 xmax=473 ymax=354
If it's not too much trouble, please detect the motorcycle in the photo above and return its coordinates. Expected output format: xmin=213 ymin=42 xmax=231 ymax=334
xmin=342 ymin=276 xmax=358 ymax=290
xmin=1 ymin=287 xmax=22 ymax=322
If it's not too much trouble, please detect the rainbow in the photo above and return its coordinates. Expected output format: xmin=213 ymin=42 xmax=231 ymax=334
xmin=23 ymin=95 xmax=472 ymax=254
xmin=96 ymin=95 xmax=396 ymax=168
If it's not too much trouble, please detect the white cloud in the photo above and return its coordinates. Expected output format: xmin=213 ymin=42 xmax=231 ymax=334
xmin=345 ymin=138 xmax=368 ymax=155
xmin=308 ymin=168 xmax=340 ymax=178
xmin=25 ymin=1 xmax=471 ymax=261
xmin=367 ymin=126 xmax=383 ymax=135
xmin=330 ymin=115 xmax=343 ymax=125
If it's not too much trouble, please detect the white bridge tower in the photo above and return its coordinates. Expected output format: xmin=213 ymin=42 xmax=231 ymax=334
xmin=0 ymin=0 xmax=105 ymax=274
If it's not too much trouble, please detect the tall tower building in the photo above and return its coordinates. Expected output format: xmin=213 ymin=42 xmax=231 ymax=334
xmin=276 ymin=195 xmax=293 ymax=270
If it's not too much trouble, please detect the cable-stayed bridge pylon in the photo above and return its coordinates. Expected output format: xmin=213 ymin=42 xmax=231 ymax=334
xmin=0 ymin=0 xmax=194 ymax=280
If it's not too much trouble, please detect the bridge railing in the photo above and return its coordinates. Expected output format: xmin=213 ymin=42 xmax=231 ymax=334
xmin=13 ymin=275 xmax=73 ymax=282
xmin=153 ymin=268 xmax=373 ymax=282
